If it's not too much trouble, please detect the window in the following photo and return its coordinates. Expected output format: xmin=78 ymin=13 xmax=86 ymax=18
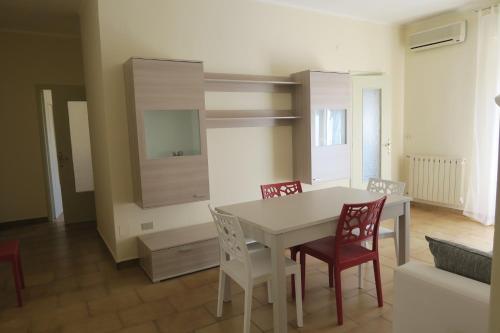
xmin=314 ymin=108 xmax=346 ymax=147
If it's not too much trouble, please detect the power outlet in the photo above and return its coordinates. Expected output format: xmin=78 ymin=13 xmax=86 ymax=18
xmin=141 ymin=221 xmax=154 ymax=231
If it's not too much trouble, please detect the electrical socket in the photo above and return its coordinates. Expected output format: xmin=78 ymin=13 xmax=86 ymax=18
xmin=141 ymin=221 xmax=154 ymax=231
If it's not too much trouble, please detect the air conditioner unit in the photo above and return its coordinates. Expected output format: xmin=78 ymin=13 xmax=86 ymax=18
xmin=409 ymin=21 xmax=466 ymax=51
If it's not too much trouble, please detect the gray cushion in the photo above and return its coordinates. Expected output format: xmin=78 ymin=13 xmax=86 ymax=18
xmin=425 ymin=236 xmax=492 ymax=284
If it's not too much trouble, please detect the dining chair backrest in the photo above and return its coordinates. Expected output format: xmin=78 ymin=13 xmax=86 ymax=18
xmin=260 ymin=180 xmax=302 ymax=199
xmin=209 ymin=206 xmax=250 ymax=268
xmin=367 ymin=178 xmax=405 ymax=196
xmin=335 ymin=196 xmax=387 ymax=254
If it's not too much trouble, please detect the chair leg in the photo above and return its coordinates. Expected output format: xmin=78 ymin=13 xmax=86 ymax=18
xmin=328 ymin=264 xmax=333 ymax=288
xmin=216 ymin=270 xmax=226 ymax=317
xmin=11 ymin=259 xmax=22 ymax=307
xmin=334 ymin=267 xmax=343 ymax=325
xmin=293 ymin=271 xmax=304 ymax=327
xmin=243 ymin=282 xmax=253 ymax=333
xmin=300 ymin=251 xmax=306 ymax=299
xmin=358 ymin=264 xmax=364 ymax=289
xmin=393 ymin=220 xmax=399 ymax=263
xmin=267 ymin=280 xmax=273 ymax=304
xmin=16 ymin=255 xmax=25 ymax=289
xmin=373 ymin=259 xmax=384 ymax=307
xmin=291 ymin=247 xmax=298 ymax=299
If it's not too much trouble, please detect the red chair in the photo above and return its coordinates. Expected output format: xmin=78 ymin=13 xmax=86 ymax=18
xmin=260 ymin=181 xmax=303 ymax=298
xmin=299 ymin=196 xmax=387 ymax=325
xmin=0 ymin=240 xmax=25 ymax=306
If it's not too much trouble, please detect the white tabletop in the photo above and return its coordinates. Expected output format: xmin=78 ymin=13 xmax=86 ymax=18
xmin=217 ymin=186 xmax=410 ymax=235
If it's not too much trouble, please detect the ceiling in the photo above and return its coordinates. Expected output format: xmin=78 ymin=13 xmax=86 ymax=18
xmin=0 ymin=0 xmax=484 ymax=35
xmin=259 ymin=0 xmax=480 ymax=24
xmin=0 ymin=0 xmax=81 ymax=35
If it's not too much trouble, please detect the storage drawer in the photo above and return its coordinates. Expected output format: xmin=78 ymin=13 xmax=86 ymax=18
xmin=141 ymin=237 xmax=219 ymax=282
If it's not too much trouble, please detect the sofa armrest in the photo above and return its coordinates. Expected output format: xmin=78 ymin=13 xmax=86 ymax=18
xmin=393 ymin=261 xmax=490 ymax=333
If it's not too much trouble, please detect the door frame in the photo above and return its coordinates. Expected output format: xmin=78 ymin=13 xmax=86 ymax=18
xmin=350 ymin=74 xmax=392 ymax=189
xmin=36 ymin=84 xmax=85 ymax=222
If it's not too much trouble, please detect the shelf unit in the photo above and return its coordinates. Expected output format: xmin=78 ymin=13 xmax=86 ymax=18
xmin=204 ymin=73 xmax=301 ymax=127
xmin=205 ymin=109 xmax=301 ymax=128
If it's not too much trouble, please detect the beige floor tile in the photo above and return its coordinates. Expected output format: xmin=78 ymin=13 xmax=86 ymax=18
xmin=342 ymin=293 xmax=390 ymax=324
xmin=195 ymin=315 xmax=262 ymax=333
xmin=0 ymin=316 xmax=30 ymax=333
xmin=359 ymin=263 xmax=394 ymax=285
xmin=298 ymin=306 xmax=358 ymax=332
xmin=115 ymin=321 xmax=159 ymax=333
xmin=265 ymin=325 xmax=300 ymax=333
xmin=180 ymin=268 xmax=220 ymax=289
xmin=62 ymin=313 xmax=122 ymax=333
xmin=118 ymin=298 xmax=176 ymax=327
xmin=88 ymin=290 xmax=142 ymax=316
xmin=367 ymin=282 xmax=394 ymax=305
xmin=155 ymin=307 xmax=216 ymax=333
xmin=77 ymin=271 xmax=106 ymax=288
xmin=58 ymin=284 xmax=109 ymax=306
xmin=251 ymin=302 xmax=301 ymax=331
xmin=23 ymin=295 xmax=59 ymax=314
xmin=168 ymin=285 xmax=218 ymax=311
xmin=204 ymin=292 xmax=262 ymax=319
xmin=345 ymin=317 xmax=392 ymax=333
xmin=25 ymin=271 xmax=55 ymax=287
xmin=136 ymin=279 xmax=185 ymax=302
xmin=31 ymin=301 xmax=88 ymax=333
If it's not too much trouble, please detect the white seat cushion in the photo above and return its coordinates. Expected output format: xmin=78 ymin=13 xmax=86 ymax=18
xmin=223 ymin=248 xmax=298 ymax=283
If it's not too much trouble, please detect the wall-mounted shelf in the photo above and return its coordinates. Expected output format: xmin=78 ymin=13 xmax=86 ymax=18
xmin=204 ymin=73 xmax=300 ymax=93
xmin=206 ymin=110 xmax=301 ymax=128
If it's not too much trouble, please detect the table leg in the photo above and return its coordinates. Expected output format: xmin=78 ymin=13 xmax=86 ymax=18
xmin=397 ymin=201 xmax=411 ymax=265
xmin=270 ymin=234 xmax=288 ymax=333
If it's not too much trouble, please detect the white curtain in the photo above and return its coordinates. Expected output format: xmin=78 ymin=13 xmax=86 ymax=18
xmin=464 ymin=6 xmax=500 ymax=225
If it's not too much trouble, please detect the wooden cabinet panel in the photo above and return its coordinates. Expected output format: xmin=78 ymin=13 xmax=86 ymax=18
xmin=292 ymin=70 xmax=351 ymax=184
xmin=124 ymin=58 xmax=210 ymax=208
xmin=137 ymin=223 xmax=219 ymax=282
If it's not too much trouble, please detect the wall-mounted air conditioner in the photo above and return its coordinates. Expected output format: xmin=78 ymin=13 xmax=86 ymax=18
xmin=409 ymin=21 xmax=466 ymax=51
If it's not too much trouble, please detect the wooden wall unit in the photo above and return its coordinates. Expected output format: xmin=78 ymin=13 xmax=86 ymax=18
xmin=123 ymin=58 xmax=353 ymax=207
xmin=292 ymin=71 xmax=352 ymax=185
xmin=124 ymin=58 xmax=210 ymax=208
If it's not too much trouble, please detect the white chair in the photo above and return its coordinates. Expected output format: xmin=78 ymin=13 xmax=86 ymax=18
xmin=358 ymin=178 xmax=406 ymax=288
xmin=209 ymin=206 xmax=303 ymax=333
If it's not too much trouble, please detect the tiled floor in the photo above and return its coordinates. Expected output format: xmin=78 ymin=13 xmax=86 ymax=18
xmin=0 ymin=205 xmax=494 ymax=333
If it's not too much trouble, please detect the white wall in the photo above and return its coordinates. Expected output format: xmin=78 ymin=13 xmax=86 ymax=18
xmin=0 ymin=30 xmax=84 ymax=223
xmin=403 ymin=11 xmax=478 ymax=188
xmin=80 ymin=0 xmax=405 ymax=261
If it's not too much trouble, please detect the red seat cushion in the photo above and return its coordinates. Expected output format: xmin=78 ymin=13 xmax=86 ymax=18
xmin=302 ymin=236 xmax=373 ymax=265
xmin=0 ymin=240 xmax=20 ymax=260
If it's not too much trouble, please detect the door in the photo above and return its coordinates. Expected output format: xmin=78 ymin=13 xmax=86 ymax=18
xmin=51 ymin=86 xmax=96 ymax=223
xmin=351 ymin=75 xmax=391 ymax=189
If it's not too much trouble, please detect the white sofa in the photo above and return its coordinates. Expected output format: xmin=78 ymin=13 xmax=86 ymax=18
xmin=393 ymin=261 xmax=490 ymax=333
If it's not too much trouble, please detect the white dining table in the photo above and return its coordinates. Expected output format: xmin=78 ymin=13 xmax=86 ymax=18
xmin=216 ymin=186 xmax=411 ymax=333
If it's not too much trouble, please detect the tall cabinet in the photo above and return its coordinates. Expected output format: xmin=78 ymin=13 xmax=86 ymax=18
xmin=292 ymin=71 xmax=351 ymax=185
xmin=124 ymin=58 xmax=210 ymax=208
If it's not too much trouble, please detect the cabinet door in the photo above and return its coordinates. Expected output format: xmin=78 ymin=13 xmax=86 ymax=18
xmin=310 ymin=72 xmax=351 ymax=183
xmin=130 ymin=59 xmax=210 ymax=207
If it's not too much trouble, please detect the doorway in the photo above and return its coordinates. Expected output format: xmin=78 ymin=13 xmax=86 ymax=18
xmin=351 ymin=75 xmax=392 ymax=189
xmin=39 ymin=85 xmax=96 ymax=223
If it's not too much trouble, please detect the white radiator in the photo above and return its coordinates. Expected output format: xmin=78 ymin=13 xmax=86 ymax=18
xmin=407 ymin=155 xmax=465 ymax=209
